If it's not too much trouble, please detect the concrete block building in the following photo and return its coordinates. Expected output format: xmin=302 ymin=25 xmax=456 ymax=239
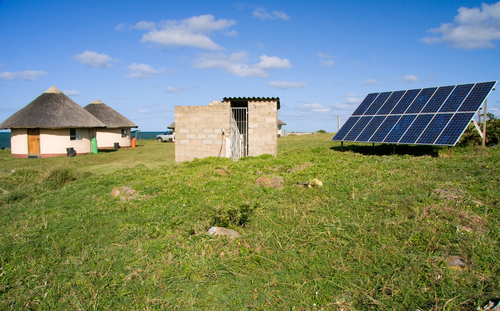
xmin=174 ymin=97 xmax=279 ymax=162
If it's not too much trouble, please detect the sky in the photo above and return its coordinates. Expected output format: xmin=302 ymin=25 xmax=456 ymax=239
xmin=0 ymin=0 xmax=499 ymax=132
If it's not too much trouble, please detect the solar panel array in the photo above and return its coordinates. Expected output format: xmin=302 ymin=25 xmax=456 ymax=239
xmin=332 ymin=81 xmax=497 ymax=146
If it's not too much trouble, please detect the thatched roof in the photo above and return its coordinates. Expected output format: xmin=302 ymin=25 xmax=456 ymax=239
xmin=278 ymin=119 xmax=286 ymax=125
xmin=167 ymin=121 xmax=175 ymax=129
xmin=0 ymin=86 xmax=106 ymax=129
xmin=84 ymin=100 xmax=138 ymax=128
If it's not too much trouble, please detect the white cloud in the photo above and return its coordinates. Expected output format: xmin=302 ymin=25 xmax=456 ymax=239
xmin=63 ymin=90 xmax=81 ymax=96
xmin=115 ymin=23 xmax=126 ymax=31
xmin=126 ymin=63 xmax=163 ymax=79
xmin=255 ymin=55 xmax=291 ymax=69
xmin=331 ymin=93 xmax=361 ymax=110
xmin=316 ymin=52 xmax=335 ymax=67
xmin=421 ymin=1 xmax=500 ymax=49
xmin=396 ymin=74 xmax=420 ymax=83
xmin=133 ymin=21 xmax=157 ymax=30
xmin=331 ymin=102 xmax=354 ymax=110
xmin=138 ymin=109 xmax=150 ymax=113
xmin=0 ymin=70 xmax=48 ymax=81
xmin=193 ymin=52 xmax=291 ymax=77
xmin=139 ymin=14 xmax=236 ymax=50
xmin=317 ymin=52 xmax=332 ymax=59
xmin=165 ymin=86 xmax=187 ymax=93
xmin=253 ymin=7 xmax=290 ymax=20
xmin=298 ymin=102 xmax=330 ymax=113
xmin=321 ymin=59 xmax=335 ymax=67
xmin=74 ymin=51 xmax=117 ymax=68
xmin=361 ymin=78 xmax=378 ymax=85
xmin=267 ymin=81 xmax=307 ymax=89
xmin=224 ymin=30 xmax=238 ymax=37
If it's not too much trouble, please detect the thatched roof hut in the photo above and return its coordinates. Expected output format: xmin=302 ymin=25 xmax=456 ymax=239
xmin=83 ymin=100 xmax=137 ymax=128
xmin=167 ymin=121 xmax=175 ymax=129
xmin=0 ymin=86 xmax=107 ymax=158
xmin=278 ymin=119 xmax=286 ymax=126
xmin=83 ymin=99 xmax=138 ymax=149
xmin=0 ymin=86 xmax=105 ymax=129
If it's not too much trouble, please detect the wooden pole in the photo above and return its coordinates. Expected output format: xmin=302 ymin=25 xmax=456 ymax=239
xmin=341 ymin=141 xmax=344 ymax=152
xmin=482 ymin=99 xmax=487 ymax=147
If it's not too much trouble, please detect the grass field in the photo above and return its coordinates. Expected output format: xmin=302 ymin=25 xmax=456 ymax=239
xmin=1 ymin=134 xmax=499 ymax=310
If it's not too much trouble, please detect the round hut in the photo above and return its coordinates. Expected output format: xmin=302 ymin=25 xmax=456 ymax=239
xmin=83 ymin=100 xmax=138 ymax=149
xmin=0 ymin=86 xmax=106 ymax=158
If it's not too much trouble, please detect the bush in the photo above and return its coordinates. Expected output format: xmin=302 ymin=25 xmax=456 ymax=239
xmin=459 ymin=113 xmax=500 ymax=146
xmin=209 ymin=203 xmax=259 ymax=227
xmin=45 ymin=166 xmax=76 ymax=186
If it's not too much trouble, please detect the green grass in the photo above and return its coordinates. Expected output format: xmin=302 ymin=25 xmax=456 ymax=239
xmin=1 ymin=135 xmax=499 ymax=310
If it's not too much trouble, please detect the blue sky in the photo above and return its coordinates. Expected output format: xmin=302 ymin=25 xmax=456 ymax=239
xmin=1 ymin=0 xmax=499 ymax=132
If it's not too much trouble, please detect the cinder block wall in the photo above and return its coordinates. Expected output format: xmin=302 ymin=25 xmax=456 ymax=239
xmin=175 ymin=102 xmax=230 ymax=162
xmin=247 ymin=100 xmax=278 ymax=157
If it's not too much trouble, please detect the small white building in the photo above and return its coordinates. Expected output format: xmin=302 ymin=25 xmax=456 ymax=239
xmin=83 ymin=100 xmax=138 ymax=149
xmin=0 ymin=86 xmax=106 ymax=158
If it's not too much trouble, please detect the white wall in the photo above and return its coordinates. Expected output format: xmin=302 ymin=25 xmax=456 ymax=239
xmin=42 ymin=128 xmax=91 ymax=155
xmin=96 ymin=128 xmax=131 ymax=148
xmin=10 ymin=129 xmax=28 ymax=155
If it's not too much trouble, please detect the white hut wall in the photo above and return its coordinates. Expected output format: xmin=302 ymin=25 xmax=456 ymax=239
xmin=174 ymin=102 xmax=230 ymax=162
xmin=41 ymin=129 xmax=92 ymax=157
xmin=10 ymin=129 xmax=28 ymax=157
xmin=95 ymin=128 xmax=131 ymax=149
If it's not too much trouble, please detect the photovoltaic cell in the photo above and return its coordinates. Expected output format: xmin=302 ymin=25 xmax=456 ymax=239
xmin=399 ymin=114 xmax=434 ymax=144
xmin=364 ymin=92 xmax=391 ymax=115
xmin=333 ymin=81 xmax=496 ymax=146
xmin=459 ymin=81 xmax=496 ymax=112
xmin=383 ymin=115 xmax=416 ymax=143
xmin=352 ymin=93 xmax=379 ymax=115
xmin=356 ymin=116 xmax=386 ymax=141
xmin=390 ymin=89 xmax=420 ymax=114
xmin=343 ymin=116 xmax=372 ymax=141
xmin=416 ymin=114 xmax=453 ymax=144
xmin=369 ymin=115 xmax=400 ymax=143
xmin=421 ymin=85 xmax=454 ymax=113
xmin=439 ymin=84 xmax=473 ymax=113
xmin=332 ymin=116 xmax=359 ymax=140
xmin=377 ymin=91 xmax=405 ymax=115
xmin=434 ymin=113 xmax=475 ymax=145
xmin=406 ymin=87 xmax=436 ymax=113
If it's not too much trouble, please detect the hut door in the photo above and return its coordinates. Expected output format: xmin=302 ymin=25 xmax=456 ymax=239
xmin=28 ymin=128 xmax=40 ymax=157
xmin=230 ymin=107 xmax=248 ymax=160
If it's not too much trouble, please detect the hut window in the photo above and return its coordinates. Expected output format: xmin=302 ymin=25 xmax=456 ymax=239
xmin=121 ymin=128 xmax=127 ymax=138
xmin=70 ymin=128 xmax=83 ymax=140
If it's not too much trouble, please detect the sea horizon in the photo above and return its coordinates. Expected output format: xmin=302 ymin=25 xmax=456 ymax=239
xmin=0 ymin=131 xmax=168 ymax=149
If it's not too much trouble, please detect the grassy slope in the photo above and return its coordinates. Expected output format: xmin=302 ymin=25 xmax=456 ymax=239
xmin=0 ymin=134 xmax=499 ymax=310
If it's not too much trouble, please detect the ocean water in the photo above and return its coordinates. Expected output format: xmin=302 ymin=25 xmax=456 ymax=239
xmin=0 ymin=132 xmax=10 ymax=149
xmin=131 ymin=131 xmax=165 ymax=140
xmin=0 ymin=131 xmax=166 ymax=149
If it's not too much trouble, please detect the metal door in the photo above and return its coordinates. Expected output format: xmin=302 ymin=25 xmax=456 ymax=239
xmin=230 ymin=108 xmax=247 ymax=160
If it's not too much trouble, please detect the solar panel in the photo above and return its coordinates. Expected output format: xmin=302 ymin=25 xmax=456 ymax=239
xmin=333 ymin=81 xmax=497 ymax=146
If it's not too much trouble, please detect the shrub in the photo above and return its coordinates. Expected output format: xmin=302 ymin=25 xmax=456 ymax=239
xmin=209 ymin=203 xmax=259 ymax=227
xmin=459 ymin=113 xmax=500 ymax=146
xmin=45 ymin=166 xmax=76 ymax=187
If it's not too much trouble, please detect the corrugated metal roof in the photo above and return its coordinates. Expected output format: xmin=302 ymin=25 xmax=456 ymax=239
xmin=223 ymin=97 xmax=280 ymax=110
